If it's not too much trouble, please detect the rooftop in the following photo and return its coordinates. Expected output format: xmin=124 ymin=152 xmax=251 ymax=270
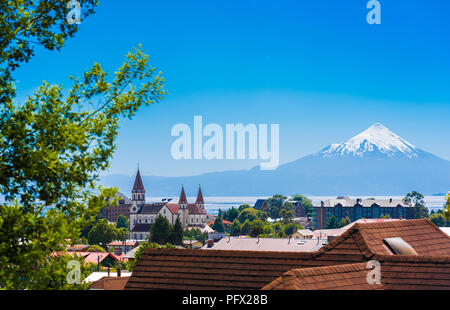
xmin=208 ymin=237 xmax=326 ymax=252
xmin=125 ymin=219 xmax=450 ymax=290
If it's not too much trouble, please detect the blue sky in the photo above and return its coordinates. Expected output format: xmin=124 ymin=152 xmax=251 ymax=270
xmin=13 ymin=0 xmax=450 ymax=176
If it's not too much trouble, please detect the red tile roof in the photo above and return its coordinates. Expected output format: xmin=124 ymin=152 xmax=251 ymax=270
xmin=124 ymin=219 xmax=450 ymax=290
xmin=107 ymin=241 xmax=138 ymax=247
xmin=188 ymin=204 xmax=206 ymax=215
xmin=263 ymin=255 xmax=450 ymax=290
xmin=89 ymin=277 xmax=130 ymax=290
xmin=263 ymin=262 xmax=383 ymax=290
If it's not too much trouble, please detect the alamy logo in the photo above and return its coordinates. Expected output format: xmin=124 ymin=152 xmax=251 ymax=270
xmin=366 ymin=0 xmax=381 ymax=24
xmin=171 ymin=116 xmax=279 ymax=170
xmin=366 ymin=260 xmax=381 ymax=284
xmin=66 ymin=0 xmax=82 ymax=25
xmin=66 ymin=260 xmax=81 ymax=285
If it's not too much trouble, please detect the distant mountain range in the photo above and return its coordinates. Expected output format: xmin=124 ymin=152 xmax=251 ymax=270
xmin=101 ymin=123 xmax=450 ymax=196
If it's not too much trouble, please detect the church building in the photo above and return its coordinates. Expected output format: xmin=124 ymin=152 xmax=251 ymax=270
xmin=129 ymin=168 xmax=207 ymax=240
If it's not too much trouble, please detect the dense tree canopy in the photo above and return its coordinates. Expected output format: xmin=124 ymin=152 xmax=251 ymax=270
xmin=0 ymin=1 xmax=167 ymax=289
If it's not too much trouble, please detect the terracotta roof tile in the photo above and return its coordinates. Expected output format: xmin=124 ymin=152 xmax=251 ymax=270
xmin=125 ymin=219 xmax=450 ymax=290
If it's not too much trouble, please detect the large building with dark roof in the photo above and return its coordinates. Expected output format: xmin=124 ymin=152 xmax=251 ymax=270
xmin=129 ymin=168 xmax=207 ymax=240
xmin=313 ymin=196 xmax=417 ymax=229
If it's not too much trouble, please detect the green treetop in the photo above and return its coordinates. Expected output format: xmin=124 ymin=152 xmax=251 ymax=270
xmin=0 ymin=1 xmax=167 ymax=289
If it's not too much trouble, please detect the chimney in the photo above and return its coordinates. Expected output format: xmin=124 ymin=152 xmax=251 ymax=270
xmin=117 ymin=260 xmax=121 ymax=277
xmin=107 ymin=267 xmax=110 ymax=277
xmin=207 ymin=239 xmax=214 ymax=248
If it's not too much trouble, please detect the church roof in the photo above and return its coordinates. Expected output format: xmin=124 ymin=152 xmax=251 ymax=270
xmin=188 ymin=204 xmax=206 ymax=215
xmin=195 ymin=186 xmax=204 ymax=204
xmin=132 ymin=168 xmax=145 ymax=192
xmin=179 ymin=186 xmax=188 ymax=204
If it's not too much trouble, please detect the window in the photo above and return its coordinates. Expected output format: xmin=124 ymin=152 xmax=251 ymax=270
xmin=383 ymin=237 xmax=418 ymax=255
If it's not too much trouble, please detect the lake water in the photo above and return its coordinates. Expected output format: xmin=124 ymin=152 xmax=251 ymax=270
xmin=146 ymin=195 xmax=447 ymax=215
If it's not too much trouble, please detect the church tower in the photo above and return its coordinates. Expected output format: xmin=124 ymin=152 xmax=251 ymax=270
xmin=132 ymin=167 xmax=145 ymax=206
xmin=178 ymin=185 xmax=188 ymax=227
xmin=195 ymin=185 xmax=205 ymax=209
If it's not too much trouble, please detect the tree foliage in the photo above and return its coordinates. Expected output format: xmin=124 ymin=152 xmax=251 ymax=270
xmin=150 ymin=214 xmax=171 ymax=244
xmin=291 ymin=194 xmax=313 ymax=217
xmin=212 ymin=216 xmax=225 ymax=233
xmin=0 ymin=1 xmax=167 ymax=289
xmin=116 ymin=215 xmax=129 ymax=230
xmin=87 ymin=219 xmax=119 ymax=249
xmin=404 ymin=191 xmax=428 ymax=219
xmin=262 ymin=194 xmax=294 ymax=220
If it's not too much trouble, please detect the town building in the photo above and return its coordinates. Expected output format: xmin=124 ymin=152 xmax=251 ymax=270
xmin=313 ymin=196 xmax=416 ymax=229
xmin=206 ymin=236 xmax=326 ymax=252
xmin=123 ymin=219 xmax=450 ymax=290
xmin=107 ymin=240 xmax=138 ymax=255
xmin=129 ymin=168 xmax=207 ymax=240
xmin=99 ymin=192 xmax=132 ymax=223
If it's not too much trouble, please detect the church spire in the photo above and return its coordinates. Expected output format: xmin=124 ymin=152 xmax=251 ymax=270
xmin=132 ymin=167 xmax=145 ymax=204
xmin=132 ymin=167 xmax=145 ymax=193
xmin=195 ymin=184 xmax=204 ymax=205
xmin=179 ymin=185 xmax=188 ymax=204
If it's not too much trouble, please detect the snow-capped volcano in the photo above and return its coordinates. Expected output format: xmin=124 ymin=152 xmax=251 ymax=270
xmin=320 ymin=123 xmax=420 ymax=159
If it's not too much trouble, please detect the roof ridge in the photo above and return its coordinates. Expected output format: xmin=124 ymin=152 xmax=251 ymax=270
xmin=289 ymin=262 xmax=369 ymax=277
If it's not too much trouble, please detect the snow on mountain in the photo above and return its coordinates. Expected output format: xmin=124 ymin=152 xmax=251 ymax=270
xmin=319 ymin=123 xmax=420 ymax=159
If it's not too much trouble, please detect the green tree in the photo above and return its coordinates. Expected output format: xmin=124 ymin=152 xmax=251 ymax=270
xmin=150 ymin=214 xmax=171 ymax=244
xmin=250 ymin=220 xmax=265 ymax=237
xmin=230 ymin=219 xmax=241 ymax=236
xmin=222 ymin=207 xmax=240 ymax=222
xmin=87 ymin=245 xmax=106 ymax=252
xmin=0 ymin=1 xmax=167 ymax=289
xmin=404 ymin=191 xmax=428 ymax=218
xmin=262 ymin=194 xmax=294 ymax=220
xmin=212 ymin=217 xmax=225 ymax=233
xmin=170 ymin=216 xmax=184 ymax=245
xmin=116 ymin=215 xmax=129 ymax=230
xmin=326 ymin=215 xmax=339 ymax=229
xmin=241 ymin=219 xmax=251 ymax=235
xmin=444 ymin=193 xmax=450 ymax=220
xmin=429 ymin=213 xmax=447 ymax=227
xmin=88 ymin=219 xmax=119 ymax=249
xmin=340 ymin=216 xmax=351 ymax=227
xmin=237 ymin=208 xmax=265 ymax=223
xmin=284 ymin=222 xmax=298 ymax=236
xmin=291 ymin=194 xmax=314 ymax=217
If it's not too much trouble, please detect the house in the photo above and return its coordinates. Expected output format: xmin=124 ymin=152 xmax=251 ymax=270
xmin=124 ymin=219 xmax=450 ymax=290
xmin=89 ymin=276 xmax=130 ymax=290
xmin=129 ymin=168 xmax=207 ymax=240
xmin=292 ymin=229 xmax=314 ymax=239
xmin=66 ymin=244 xmax=90 ymax=252
xmin=99 ymin=192 xmax=132 ymax=223
xmin=107 ymin=240 xmax=138 ymax=255
xmin=183 ymin=240 xmax=204 ymax=249
xmin=253 ymin=199 xmax=267 ymax=210
xmin=313 ymin=197 xmax=415 ymax=229
xmin=207 ymin=236 xmax=326 ymax=252
xmin=207 ymin=219 xmax=231 ymax=232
